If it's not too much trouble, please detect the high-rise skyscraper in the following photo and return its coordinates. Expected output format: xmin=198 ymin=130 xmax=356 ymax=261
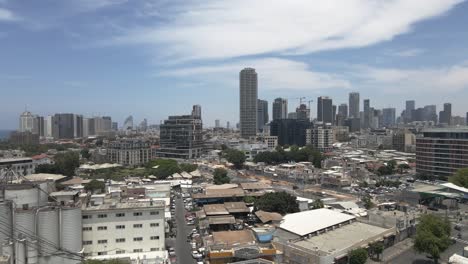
xmin=19 ymin=111 xmax=35 ymax=133
xmin=405 ymin=100 xmax=415 ymax=123
xmin=272 ymin=98 xmax=288 ymax=120
xmin=257 ymin=99 xmax=268 ymax=132
xmin=338 ymin=104 xmax=348 ymax=118
xmin=192 ymin=105 xmax=202 ymax=119
xmin=52 ymin=113 xmax=82 ymax=139
xmin=296 ymin=104 xmax=310 ymax=121
xmin=317 ymin=96 xmax=333 ymax=124
xmin=363 ymin=99 xmax=370 ymax=128
xmin=239 ymin=68 xmax=258 ymax=138
xmin=348 ymin=92 xmax=360 ymax=118
xmin=123 ymin=115 xmax=133 ymax=130
xmin=439 ymin=103 xmax=452 ymax=125
xmin=215 ymin=119 xmax=220 ymax=128
xmin=382 ymin=108 xmax=396 ymax=127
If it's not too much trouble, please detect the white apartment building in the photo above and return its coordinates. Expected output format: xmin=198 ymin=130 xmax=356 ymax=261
xmin=306 ymin=126 xmax=334 ymax=151
xmin=0 ymin=157 xmax=35 ymax=176
xmin=82 ymin=200 xmax=166 ymax=263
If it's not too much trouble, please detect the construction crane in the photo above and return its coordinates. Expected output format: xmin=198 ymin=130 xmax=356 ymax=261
xmin=307 ymin=99 xmax=314 ymax=110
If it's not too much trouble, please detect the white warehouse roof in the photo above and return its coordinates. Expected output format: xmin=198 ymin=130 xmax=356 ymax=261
xmin=280 ymin=208 xmax=355 ymax=237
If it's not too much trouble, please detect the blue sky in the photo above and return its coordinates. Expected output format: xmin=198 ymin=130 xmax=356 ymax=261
xmin=1 ymin=0 xmax=468 ymax=129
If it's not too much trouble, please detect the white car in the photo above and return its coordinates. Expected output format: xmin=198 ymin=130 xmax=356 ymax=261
xmin=192 ymin=251 xmax=202 ymax=259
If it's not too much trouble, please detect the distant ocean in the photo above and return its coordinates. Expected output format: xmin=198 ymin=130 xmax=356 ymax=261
xmin=0 ymin=130 xmax=13 ymax=140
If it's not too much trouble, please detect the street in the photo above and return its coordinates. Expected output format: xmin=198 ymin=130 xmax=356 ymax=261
xmin=172 ymin=197 xmax=196 ymax=264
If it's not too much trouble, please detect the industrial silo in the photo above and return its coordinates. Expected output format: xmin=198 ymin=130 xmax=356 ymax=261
xmin=0 ymin=202 xmax=12 ymax=254
xmin=60 ymin=207 xmax=82 ymax=253
xmin=16 ymin=210 xmax=38 ymax=264
xmin=37 ymin=209 xmax=59 ymax=256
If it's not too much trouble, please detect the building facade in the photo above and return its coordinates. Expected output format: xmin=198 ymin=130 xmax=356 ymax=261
xmin=239 ymin=68 xmax=258 ymax=138
xmin=270 ymin=119 xmax=312 ymax=147
xmin=272 ymin=98 xmax=288 ymax=120
xmin=382 ymin=108 xmax=396 ymax=127
xmin=306 ymin=125 xmax=334 ymax=151
xmin=107 ymin=139 xmax=151 ymax=166
xmin=157 ymin=106 xmax=204 ymax=159
xmin=317 ymin=96 xmax=333 ymax=124
xmin=257 ymin=99 xmax=269 ymax=132
xmin=416 ymin=128 xmax=468 ymax=177
xmin=348 ymin=92 xmax=360 ymax=119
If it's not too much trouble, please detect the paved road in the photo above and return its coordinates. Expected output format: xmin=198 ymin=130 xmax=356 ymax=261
xmin=174 ymin=197 xmax=195 ymax=264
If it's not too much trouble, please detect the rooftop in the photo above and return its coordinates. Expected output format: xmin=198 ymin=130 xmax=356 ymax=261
xmin=255 ymin=210 xmax=283 ymax=223
xmin=224 ymin=202 xmax=250 ymax=213
xmin=212 ymin=230 xmax=256 ymax=246
xmin=83 ymin=200 xmax=165 ymax=211
xmin=240 ymin=182 xmax=272 ymax=190
xmin=24 ymin=173 xmax=67 ymax=182
xmin=204 ymin=204 xmax=229 ymax=215
xmin=280 ymin=208 xmax=355 ymax=237
xmin=294 ymin=222 xmax=392 ymax=255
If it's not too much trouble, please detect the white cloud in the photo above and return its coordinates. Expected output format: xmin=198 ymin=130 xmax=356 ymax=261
xmin=160 ymin=57 xmax=351 ymax=91
xmin=112 ymin=0 xmax=463 ymax=61
xmin=0 ymin=8 xmax=17 ymax=21
xmin=392 ymin=48 xmax=426 ymax=57
xmin=353 ymin=64 xmax=468 ymax=93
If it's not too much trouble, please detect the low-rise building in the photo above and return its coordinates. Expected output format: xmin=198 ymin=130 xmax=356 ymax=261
xmin=0 ymin=157 xmax=35 ymax=176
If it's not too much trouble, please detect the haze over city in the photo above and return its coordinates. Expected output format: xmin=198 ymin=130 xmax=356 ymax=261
xmin=1 ymin=0 xmax=468 ymax=128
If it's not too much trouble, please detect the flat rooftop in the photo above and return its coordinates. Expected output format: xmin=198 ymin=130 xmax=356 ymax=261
xmin=294 ymin=222 xmax=392 ymax=255
xmin=280 ymin=208 xmax=355 ymax=237
xmin=212 ymin=230 xmax=256 ymax=246
xmin=83 ymin=200 xmax=165 ymax=211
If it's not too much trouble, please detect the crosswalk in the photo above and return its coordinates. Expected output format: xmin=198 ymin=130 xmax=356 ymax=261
xmin=451 ymin=237 xmax=468 ymax=244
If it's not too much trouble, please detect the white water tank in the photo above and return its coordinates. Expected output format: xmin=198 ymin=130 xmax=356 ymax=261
xmin=0 ymin=202 xmax=12 ymax=252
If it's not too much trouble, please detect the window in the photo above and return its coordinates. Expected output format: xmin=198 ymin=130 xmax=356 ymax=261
xmin=82 ymin=227 xmax=92 ymax=231
xmin=97 ymin=214 xmax=107 ymax=218
xmin=97 ymin=226 xmax=107 ymax=231
xmin=150 ymin=211 xmax=159 ymax=215
xmin=116 ymin=213 xmax=125 ymax=217
xmin=98 ymin=240 xmax=108 ymax=244
xmin=97 ymin=252 xmax=106 ymax=256
xmin=83 ymin=241 xmax=92 ymax=245
xmin=116 ymin=250 xmax=125 ymax=254
xmin=133 ymin=237 xmax=143 ymax=241
xmin=150 ymin=248 xmax=159 ymax=251
xmin=116 ymin=225 xmax=125 ymax=229
xmin=116 ymin=238 xmax=125 ymax=243
xmin=150 ymin=223 xmax=159 ymax=227
xmin=82 ymin=215 xmax=92 ymax=219
xmin=133 ymin=212 xmax=143 ymax=216
xmin=133 ymin=249 xmax=143 ymax=253
xmin=150 ymin=236 xmax=160 ymax=240
xmin=133 ymin=224 xmax=143 ymax=228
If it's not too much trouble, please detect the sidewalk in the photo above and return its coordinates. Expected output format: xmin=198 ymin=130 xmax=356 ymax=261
xmin=367 ymin=239 xmax=414 ymax=264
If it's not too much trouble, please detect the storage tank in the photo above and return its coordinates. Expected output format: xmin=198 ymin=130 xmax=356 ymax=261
xmin=15 ymin=210 xmax=35 ymax=238
xmin=15 ymin=239 xmax=26 ymax=264
xmin=60 ymin=208 xmax=82 ymax=253
xmin=37 ymin=209 xmax=59 ymax=255
xmin=0 ymin=202 xmax=12 ymax=252
xmin=2 ymin=241 xmax=13 ymax=264
xmin=26 ymin=240 xmax=39 ymax=264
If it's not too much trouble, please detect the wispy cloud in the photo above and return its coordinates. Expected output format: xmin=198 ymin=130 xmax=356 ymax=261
xmin=0 ymin=8 xmax=18 ymax=21
xmin=391 ymin=48 xmax=426 ymax=57
xmin=110 ymin=0 xmax=463 ymax=61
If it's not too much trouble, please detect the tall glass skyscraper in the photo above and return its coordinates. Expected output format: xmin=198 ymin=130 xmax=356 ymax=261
xmin=239 ymin=68 xmax=258 ymax=138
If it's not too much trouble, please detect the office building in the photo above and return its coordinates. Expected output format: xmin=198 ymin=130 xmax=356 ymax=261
xmin=239 ymin=68 xmax=258 ymax=138
xmin=123 ymin=115 xmax=134 ymax=130
xmin=272 ymin=98 xmax=288 ymax=120
xmin=296 ymin=104 xmax=310 ymax=121
xmin=348 ymin=92 xmax=360 ymax=118
xmin=107 ymin=139 xmax=151 ymax=166
xmin=423 ymin=105 xmax=438 ymax=123
xmin=112 ymin=122 xmax=118 ymax=131
xmin=306 ymin=124 xmax=334 ymax=151
xmin=317 ymin=96 xmax=333 ymax=124
xmin=405 ymin=100 xmax=415 ymax=123
xmin=192 ymin=105 xmax=202 ymax=119
xmin=19 ymin=111 xmax=35 ymax=133
xmin=0 ymin=157 xmax=35 ymax=176
xmin=270 ymin=119 xmax=312 ymax=146
xmin=363 ymin=99 xmax=370 ymax=129
xmin=288 ymin=112 xmax=297 ymax=119
xmin=257 ymin=99 xmax=269 ymax=132
xmin=157 ymin=106 xmax=204 ymax=159
xmin=33 ymin=116 xmax=45 ymax=137
xmin=82 ymin=200 xmax=166 ymax=261
xmin=416 ymin=128 xmax=468 ymax=177
xmin=393 ymin=130 xmax=416 ymax=152
xmin=9 ymin=131 xmax=40 ymax=145
xmin=52 ymin=113 xmax=83 ymax=140
xmin=338 ymin=104 xmax=348 ymax=119
xmin=226 ymin=121 xmax=230 ymax=130
xmin=439 ymin=103 xmax=452 ymax=125
xmin=215 ymin=119 xmax=220 ymax=128
xmin=345 ymin=118 xmax=361 ymax=133
xmin=138 ymin=118 xmax=148 ymax=132
xmin=382 ymin=108 xmax=396 ymax=127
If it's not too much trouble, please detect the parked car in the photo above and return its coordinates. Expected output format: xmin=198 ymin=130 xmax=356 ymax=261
xmin=192 ymin=251 xmax=203 ymax=259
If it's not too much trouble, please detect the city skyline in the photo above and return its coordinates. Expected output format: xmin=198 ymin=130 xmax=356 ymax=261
xmin=2 ymin=1 xmax=468 ymax=128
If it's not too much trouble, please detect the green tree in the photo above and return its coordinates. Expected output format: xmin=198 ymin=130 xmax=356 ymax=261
xmin=224 ymin=149 xmax=246 ymax=169
xmin=213 ymin=168 xmax=230 ymax=185
xmin=398 ymin=163 xmax=410 ymax=174
xmin=81 ymin=149 xmax=91 ymax=160
xmin=349 ymin=248 xmax=368 ymax=264
xmin=450 ymin=168 xmax=468 ymax=188
xmin=243 ymin=196 xmax=256 ymax=204
xmin=254 ymin=191 xmax=299 ymax=215
xmin=369 ymin=242 xmax=384 ymax=260
xmin=84 ymin=179 xmax=105 ymax=193
xmin=414 ymin=214 xmax=451 ymax=263
xmin=179 ymin=163 xmax=198 ymax=172
xmin=35 ymin=151 xmax=80 ymax=176
xmin=311 ymin=199 xmax=324 ymax=209
xmin=361 ymin=195 xmax=374 ymax=210
xmin=146 ymin=159 xmax=181 ymax=179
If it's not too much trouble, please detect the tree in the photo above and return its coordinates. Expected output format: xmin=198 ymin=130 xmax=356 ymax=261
xmin=81 ymin=149 xmax=91 ymax=160
xmin=369 ymin=242 xmax=384 ymax=260
xmin=398 ymin=163 xmax=410 ymax=174
xmin=179 ymin=163 xmax=198 ymax=173
xmin=224 ymin=149 xmax=246 ymax=169
xmin=450 ymin=168 xmax=468 ymax=188
xmin=348 ymin=248 xmax=368 ymax=264
xmin=254 ymin=191 xmax=299 ymax=215
xmin=35 ymin=151 xmax=80 ymax=176
xmin=414 ymin=214 xmax=451 ymax=263
xmin=146 ymin=159 xmax=181 ymax=179
xmin=243 ymin=196 xmax=256 ymax=204
xmin=84 ymin=179 xmax=105 ymax=193
xmin=361 ymin=195 xmax=374 ymax=210
xmin=213 ymin=168 xmax=230 ymax=185
xmin=311 ymin=199 xmax=324 ymax=209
